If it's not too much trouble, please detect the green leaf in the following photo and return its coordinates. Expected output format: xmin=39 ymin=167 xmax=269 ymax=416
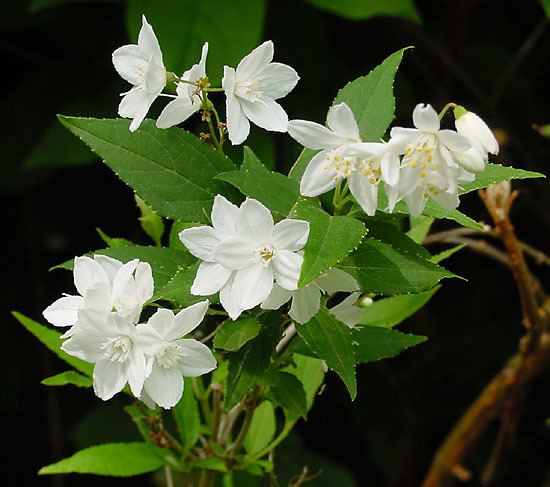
xmin=352 ymin=325 xmax=427 ymax=363
xmin=540 ymin=0 xmax=550 ymax=18
xmin=293 ymin=202 xmax=366 ymax=287
xmin=217 ymin=147 xmax=300 ymax=216
xmin=360 ymin=287 xmax=439 ymax=328
xmin=54 ymin=246 xmax=195 ymax=290
xmin=407 ymin=216 xmax=434 ymax=243
xmin=225 ymin=317 xmax=282 ymax=410
xmin=243 ymin=401 xmax=276 ymax=454
xmin=296 ymin=309 xmax=356 ymax=399
xmin=58 ymin=117 xmax=236 ymax=223
xmin=157 ymin=263 xmax=204 ymax=308
xmin=214 ymin=317 xmax=260 ymax=352
xmin=169 ymin=221 xmax=199 ymax=249
xmin=460 ymin=163 xmax=544 ymax=194
xmin=363 ymin=220 xmax=430 ymax=259
xmin=338 ymin=237 xmax=454 ymax=294
xmin=173 ymin=378 xmax=201 ymax=455
xmin=135 ymin=195 xmax=164 ymax=246
xmin=288 ymin=355 xmax=325 ymax=410
xmin=191 ymin=457 xmax=229 ymax=473
xmin=304 ymin=0 xmax=420 ymax=22
xmin=41 ymin=371 xmax=92 ymax=388
xmin=127 ymin=0 xmax=266 ymax=83
xmin=289 ymin=148 xmax=317 ymax=182
xmin=269 ymin=372 xmax=308 ymax=419
xmin=13 ymin=312 xmax=92 ymax=376
xmin=39 ymin=443 xmax=164 ymax=476
xmin=430 ymin=244 xmax=466 ymax=264
xmin=334 ymin=48 xmax=411 ymax=140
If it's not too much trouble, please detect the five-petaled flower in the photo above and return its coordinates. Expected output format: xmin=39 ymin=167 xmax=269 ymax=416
xmin=112 ymin=15 xmax=166 ymax=132
xmin=222 ymin=40 xmax=299 ymax=145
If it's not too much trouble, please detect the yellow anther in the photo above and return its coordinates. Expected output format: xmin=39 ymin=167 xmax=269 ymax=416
xmin=409 ymin=161 xmax=417 ymax=168
xmin=420 ymin=171 xmax=427 ymax=178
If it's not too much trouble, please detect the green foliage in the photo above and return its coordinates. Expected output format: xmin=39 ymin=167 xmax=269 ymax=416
xmin=338 ymin=229 xmax=454 ymax=294
xmin=430 ymin=244 xmax=466 ymax=264
xmin=127 ymin=0 xmax=266 ymax=82
xmin=135 ymin=195 xmax=165 ymax=246
xmin=288 ymin=354 xmax=326 ymax=410
xmin=41 ymin=371 xmax=92 ymax=388
xmin=296 ymin=309 xmax=356 ymax=399
xmin=539 ymin=0 xmax=550 ymax=18
xmin=334 ymin=47 xmax=411 ymax=140
xmin=360 ymin=287 xmax=439 ymax=328
xmin=13 ymin=312 xmax=92 ymax=376
xmin=96 ymin=228 xmax=134 ymax=249
xmin=157 ymin=263 xmax=205 ymax=308
xmin=303 ymin=0 xmax=420 ymax=22
xmin=243 ymin=401 xmax=276 ymax=454
xmin=269 ymin=372 xmax=308 ymax=419
xmin=214 ymin=317 xmax=260 ymax=352
xmin=217 ymin=147 xmax=300 ymax=216
xmin=407 ymin=216 xmax=434 ymax=243
xmin=225 ymin=319 xmax=282 ymax=410
xmin=459 ymin=163 xmax=544 ymax=194
xmin=293 ymin=202 xmax=366 ymax=287
xmin=58 ymin=117 xmax=236 ymax=223
xmin=173 ymin=378 xmax=201 ymax=456
xmin=352 ymin=325 xmax=427 ymax=363
xmin=39 ymin=443 xmax=165 ymax=476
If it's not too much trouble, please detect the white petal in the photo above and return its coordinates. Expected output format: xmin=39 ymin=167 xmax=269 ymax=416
xmin=348 ymin=142 xmax=386 ymax=157
xmin=73 ymin=256 xmax=109 ymax=296
xmin=112 ymin=45 xmax=148 ymax=85
xmin=82 ymin=282 xmax=112 ymax=313
xmin=135 ymin=262 xmax=154 ymax=304
xmin=144 ymin=364 xmax=183 ymax=409
xmin=169 ymin=300 xmax=209 ymax=339
xmin=348 ymin=171 xmax=379 ymax=216
xmin=453 ymin=147 xmax=486 ymax=173
xmin=178 ymin=339 xmax=217 ymax=376
xmin=135 ymin=323 xmax=164 ymax=356
xmin=232 ymin=264 xmax=274 ymax=310
xmin=93 ymin=255 xmax=122 ymax=282
xmin=236 ymin=40 xmax=274 ymax=80
xmin=388 ymin=127 xmax=419 ymax=152
xmin=156 ymin=98 xmax=199 ymax=128
xmin=405 ymin=188 xmax=427 ymax=217
xmin=289 ymin=286 xmax=321 ymax=324
xmin=438 ymin=130 xmax=471 ymax=153
xmin=239 ymin=198 xmax=274 ymax=243
xmin=93 ymin=360 xmax=127 ymax=401
xmin=43 ymin=295 xmax=83 ymax=328
xmin=329 ymin=292 xmax=364 ymax=327
xmin=288 ymin=120 xmax=348 ymax=150
xmin=224 ymin=71 xmax=250 ymax=145
xmin=412 ymin=104 xmax=440 ymax=133
xmin=111 ymin=259 xmax=139 ymax=304
xmin=381 ymin=152 xmax=400 ymax=186
xmin=256 ymin=62 xmax=299 ymax=100
xmin=219 ymin=275 xmax=242 ymax=320
xmin=456 ymin=112 xmax=499 ymax=154
xmin=118 ymin=87 xmax=155 ymax=132
xmin=144 ymin=308 xmax=175 ymax=339
xmin=260 ymin=283 xmax=293 ymax=310
xmin=270 ymin=219 xmax=309 ymax=251
xmin=326 ymin=103 xmax=360 ymax=140
xmin=315 ymin=268 xmax=359 ymax=293
xmin=273 ymin=250 xmax=302 ymax=291
xmin=214 ymin=237 xmax=255 ymax=270
xmin=138 ymin=15 xmax=163 ymax=65
xmin=211 ymin=194 xmax=240 ymax=235
xmin=191 ymin=262 xmax=232 ymax=296
xmin=126 ymin=347 xmax=148 ymax=398
xmin=179 ymin=226 xmax=224 ymax=262
xmin=432 ymin=189 xmax=460 ymax=211
xmin=240 ymin=96 xmax=288 ymax=133
xmin=299 ymin=150 xmax=339 ymax=197
xmin=144 ymin=58 xmax=167 ymax=95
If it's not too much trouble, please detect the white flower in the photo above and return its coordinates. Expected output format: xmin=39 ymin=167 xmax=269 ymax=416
xmin=289 ymin=103 xmax=400 ymax=215
xmin=212 ymin=199 xmax=309 ymax=316
xmin=329 ymin=292 xmax=366 ymax=327
xmin=112 ymin=15 xmax=166 ymax=132
xmin=43 ymin=255 xmax=153 ymax=335
xmin=261 ymin=268 xmax=358 ymax=324
xmin=388 ymin=103 xmax=473 ymax=217
xmin=62 ymin=309 xmax=156 ymax=400
xmin=137 ymin=302 xmax=216 ymax=409
xmin=156 ymin=43 xmax=209 ymax=129
xmin=222 ymin=40 xmax=299 ymax=145
xmin=179 ymin=195 xmax=242 ymax=318
xmin=453 ymin=108 xmax=499 ymax=173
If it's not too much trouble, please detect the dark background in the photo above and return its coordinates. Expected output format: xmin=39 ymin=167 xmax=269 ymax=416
xmin=3 ymin=0 xmax=550 ymax=485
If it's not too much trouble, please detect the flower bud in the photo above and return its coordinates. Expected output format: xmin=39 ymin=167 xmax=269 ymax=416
xmin=454 ymin=107 xmax=499 ymax=156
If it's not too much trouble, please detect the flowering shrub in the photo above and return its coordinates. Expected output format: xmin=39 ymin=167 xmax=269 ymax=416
xmin=15 ymin=14 xmax=542 ymax=486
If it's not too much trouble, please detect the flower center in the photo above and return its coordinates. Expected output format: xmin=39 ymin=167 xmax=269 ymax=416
xmin=156 ymin=342 xmax=186 ymax=369
xmin=115 ymin=295 xmax=140 ymax=317
xmin=403 ymin=136 xmax=437 ymax=177
xmin=323 ymin=150 xmax=356 ymax=182
xmin=234 ymin=79 xmax=264 ymax=102
xmin=255 ymin=244 xmax=277 ymax=266
xmin=357 ymin=156 xmax=382 ymax=186
xmin=101 ymin=335 xmax=132 ymax=363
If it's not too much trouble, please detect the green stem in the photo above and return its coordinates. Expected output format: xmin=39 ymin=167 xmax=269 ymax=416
xmin=193 ymin=377 xmax=212 ymax=427
xmin=438 ymin=102 xmax=457 ymax=120
xmin=227 ymin=387 xmax=260 ymax=456
xmin=205 ymin=87 xmax=224 ymax=92
xmin=198 ymin=469 xmax=217 ymax=487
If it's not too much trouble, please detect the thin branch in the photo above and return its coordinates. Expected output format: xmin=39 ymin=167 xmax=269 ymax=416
xmin=276 ymin=323 xmax=297 ymax=355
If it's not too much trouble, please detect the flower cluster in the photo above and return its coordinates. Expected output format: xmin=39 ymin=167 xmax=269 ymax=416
xmin=43 ymin=255 xmax=216 ymax=409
